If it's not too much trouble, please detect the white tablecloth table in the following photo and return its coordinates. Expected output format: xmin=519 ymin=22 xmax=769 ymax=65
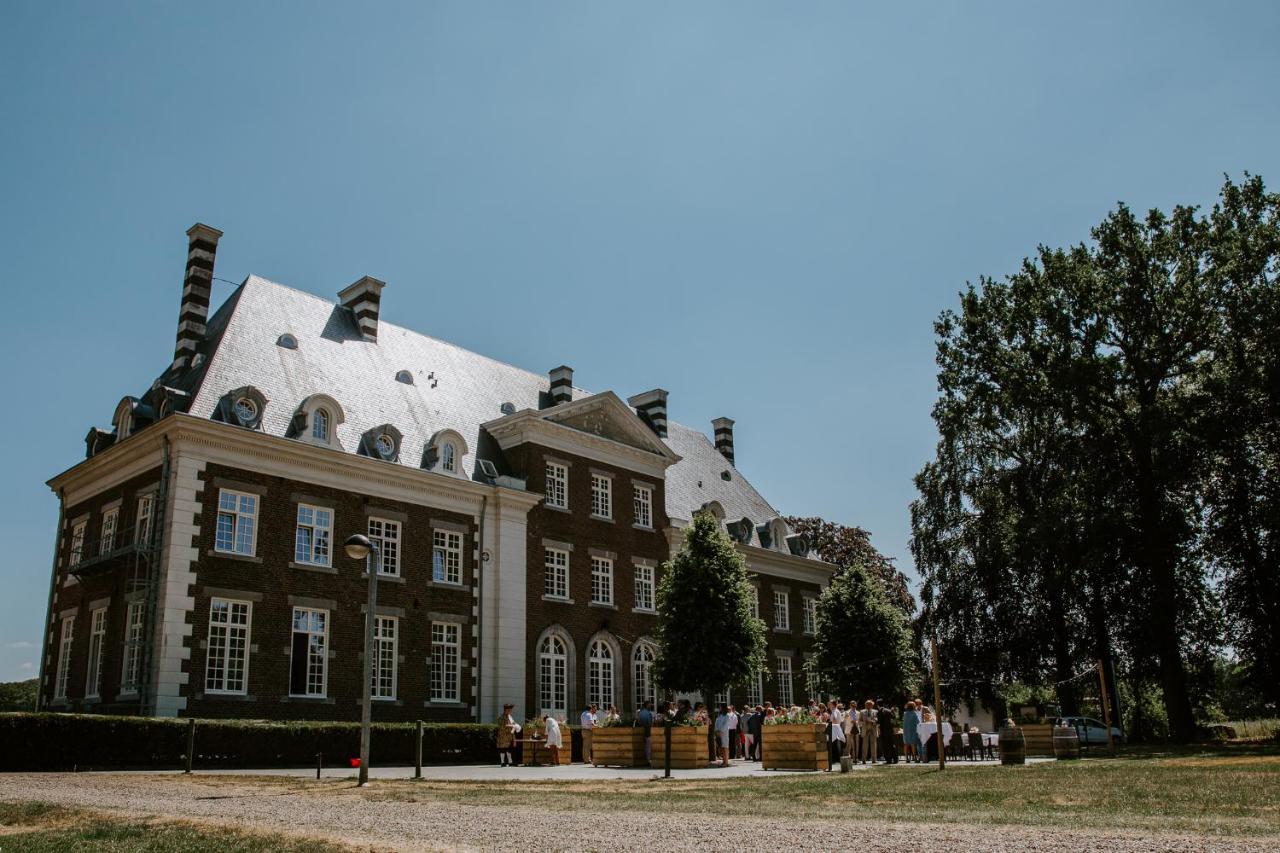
xmin=916 ymin=721 xmax=952 ymax=747
xmin=982 ymin=732 xmax=998 ymax=748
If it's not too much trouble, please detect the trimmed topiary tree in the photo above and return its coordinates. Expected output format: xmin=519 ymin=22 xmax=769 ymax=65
xmin=652 ymin=511 xmax=767 ymax=704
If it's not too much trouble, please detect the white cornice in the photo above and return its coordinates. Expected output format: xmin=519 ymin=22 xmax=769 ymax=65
xmin=738 ymin=543 xmax=836 ymax=588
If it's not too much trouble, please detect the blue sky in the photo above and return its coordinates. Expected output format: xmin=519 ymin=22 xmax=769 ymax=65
xmin=1 ymin=2 xmax=1277 ymax=682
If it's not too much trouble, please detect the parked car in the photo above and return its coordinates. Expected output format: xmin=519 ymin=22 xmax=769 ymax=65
xmin=1053 ymin=716 xmax=1125 ymax=745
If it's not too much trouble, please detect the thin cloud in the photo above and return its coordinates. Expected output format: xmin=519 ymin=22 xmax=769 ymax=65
xmin=3 ymin=641 xmax=35 ymax=649
xmin=19 ymin=661 xmax=34 ymax=670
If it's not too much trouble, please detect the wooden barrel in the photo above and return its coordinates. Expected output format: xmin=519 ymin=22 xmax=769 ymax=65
xmin=1053 ymin=725 xmax=1080 ymax=760
xmin=999 ymin=724 xmax=1025 ymax=765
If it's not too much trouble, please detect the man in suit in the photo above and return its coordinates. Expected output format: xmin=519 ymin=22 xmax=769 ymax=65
xmin=746 ymin=705 xmax=763 ymax=760
xmin=878 ymin=700 xmax=898 ymax=763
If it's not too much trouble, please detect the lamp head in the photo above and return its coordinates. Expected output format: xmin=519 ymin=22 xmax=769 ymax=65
xmin=343 ymin=533 xmax=374 ymax=560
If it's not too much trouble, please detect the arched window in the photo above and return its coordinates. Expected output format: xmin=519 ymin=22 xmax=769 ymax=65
xmin=312 ymin=408 xmax=330 ymax=442
xmin=633 ymin=642 xmax=656 ymax=708
xmin=587 ymin=639 xmax=614 ymax=709
xmin=539 ymin=634 xmax=568 ymax=717
xmin=441 ymin=441 xmax=456 ymax=473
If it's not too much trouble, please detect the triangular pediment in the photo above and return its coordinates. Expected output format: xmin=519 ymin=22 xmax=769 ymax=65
xmin=541 ymin=392 xmax=677 ymax=459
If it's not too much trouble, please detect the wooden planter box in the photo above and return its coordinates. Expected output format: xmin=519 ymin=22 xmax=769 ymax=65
xmin=762 ymin=723 xmax=828 ymax=771
xmin=651 ymin=725 xmax=709 ymax=769
xmin=591 ymin=726 xmax=647 ymax=767
xmin=1020 ymin=723 xmax=1054 ymax=756
xmin=520 ymin=737 xmax=573 ymax=766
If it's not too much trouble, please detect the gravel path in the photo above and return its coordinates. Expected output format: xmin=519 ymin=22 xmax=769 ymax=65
xmin=1 ymin=773 xmax=1273 ymax=852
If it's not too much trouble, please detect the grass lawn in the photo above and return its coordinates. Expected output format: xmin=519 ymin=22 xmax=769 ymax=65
xmin=283 ymin=743 xmax=1280 ymax=839
xmin=0 ymin=801 xmax=350 ymax=852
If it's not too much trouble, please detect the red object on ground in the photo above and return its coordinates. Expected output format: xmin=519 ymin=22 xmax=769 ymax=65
xmin=349 ymin=758 xmax=361 ymax=768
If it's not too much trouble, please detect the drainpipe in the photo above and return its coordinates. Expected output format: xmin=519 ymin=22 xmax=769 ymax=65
xmin=474 ymin=494 xmax=488 ymax=723
xmin=36 ymin=489 xmax=66 ymax=711
xmin=143 ymin=435 xmax=173 ymax=717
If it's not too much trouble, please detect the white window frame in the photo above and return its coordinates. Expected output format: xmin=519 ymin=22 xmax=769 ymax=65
xmin=545 ymin=462 xmax=568 ymax=510
xmin=776 ymin=655 xmax=794 ymax=706
xmin=746 ymin=670 xmax=763 ymax=707
xmin=432 ymin=529 xmax=463 ymax=585
xmin=544 ymin=548 xmax=569 ymax=600
xmin=135 ymin=493 xmax=154 ymax=546
xmin=54 ymin=616 xmax=74 ymax=700
xmin=289 ymin=606 xmax=328 ymax=698
xmin=120 ymin=600 xmax=145 ymax=695
xmin=368 ymin=517 xmax=401 ymax=577
xmin=430 ymin=621 xmax=461 ymax=702
xmin=591 ymin=556 xmax=614 ymax=605
xmin=205 ymin=598 xmax=252 ymax=695
xmin=633 ymin=484 xmax=652 ymax=529
xmin=539 ymin=633 xmax=568 ymax=718
xmin=802 ymin=597 xmax=818 ymax=635
xmin=69 ymin=520 xmax=87 ymax=566
xmin=100 ymin=507 xmax=119 ymax=555
xmin=633 ymin=642 xmax=656 ymax=708
xmin=750 ymin=587 xmax=760 ymax=620
xmin=440 ymin=441 xmax=456 ymax=473
xmin=773 ymin=590 xmax=790 ymax=631
xmin=591 ymin=474 xmax=612 ymax=520
xmin=215 ymin=489 xmax=258 ymax=557
xmin=312 ymin=407 xmax=331 ymax=442
xmin=85 ymin=607 xmax=107 ymax=699
xmin=372 ymin=615 xmax=398 ymax=700
xmin=294 ymin=503 xmax=333 ymax=567
xmin=587 ymin=639 xmax=614 ymax=709
xmin=633 ymin=564 xmax=655 ymax=613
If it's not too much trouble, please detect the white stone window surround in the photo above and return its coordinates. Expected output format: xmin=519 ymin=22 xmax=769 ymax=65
xmin=214 ymin=488 xmax=259 ymax=557
xmin=632 ymin=481 xmax=654 ymax=530
xmin=206 ymin=597 xmax=253 ymax=695
xmin=290 ymin=606 xmax=329 ymax=698
xmin=632 ymin=639 xmax=657 ymax=707
xmin=775 ymin=653 xmax=794 ymax=707
xmin=294 ymin=503 xmax=333 ymax=567
xmin=590 ymin=470 xmax=613 ymax=521
xmin=430 ymin=620 xmax=462 ymax=702
xmin=432 ymin=529 xmax=464 ymax=585
xmin=545 ymin=459 xmax=569 ymax=511
xmin=294 ymin=394 xmax=346 ymax=450
xmin=632 ymin=559 xmax=656 ymax=613
xmin=544 ymin=546 xmax=571 ymax=601
xmin=537 ymin=625 xmax=574 ymax=718
xmin=773 ymin=589 xmax=790 ymax=632
xmin=427 ymin=429 xmax=469 ymax=477
xmin=372 ymin=615 xmax=398 ymax=700
xmin=367 ymin=516 xmax=401 ymax=576
xmin=590 ymin=551 xmax=615 ymax=607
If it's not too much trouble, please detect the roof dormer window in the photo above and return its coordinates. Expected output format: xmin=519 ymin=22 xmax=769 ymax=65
xmin=289 ymin=394 xmax=345 ymax=450
xmin=441 ymin=441 xmax=456 ymax=472
xmin=218 ymin=386 xmax=267 ymax=430
xmin=375 ymin=434 xmax=395 ymax=459
xmin=277 ymin=333 xmax=298 ymax=350
xmin=395 ymin=370 xmax=414 ymax=385
xmin=312 ymin=408 xmax=330 ymax=442
xmin=361 ymin=424 xmax=403 ymax=463
xmin=233 ymin=396 xmax=258 ymax=426
xmin=424 ymin=429 xmax=468 ymax=477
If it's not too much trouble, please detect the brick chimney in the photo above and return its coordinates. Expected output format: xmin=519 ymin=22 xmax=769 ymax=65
xmin=173 ymin=223 xmax=223 ymax=368
xmin=549 ymin=366 xmax=573 ymax=405
xmin=338 ymin=276 xmax=386 ymax=342
xmin=628 ymin=389 xmax=669 ymax=438
xmin=712 ymin=417 xmax=735 ymax=465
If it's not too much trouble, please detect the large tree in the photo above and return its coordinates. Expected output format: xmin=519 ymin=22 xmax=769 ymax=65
xmin=652 ymin=511 xmax=767 ymax=702
xmin=783 ymin=515 xmax=915 ymax=617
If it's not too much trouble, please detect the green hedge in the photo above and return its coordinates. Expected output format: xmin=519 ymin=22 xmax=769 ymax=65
xmin=0 ymin=713 xmax=505 ymax=771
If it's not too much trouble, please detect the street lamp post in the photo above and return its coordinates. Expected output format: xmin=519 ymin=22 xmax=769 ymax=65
xmin=344 ymin=533 xmax=380 ymax=787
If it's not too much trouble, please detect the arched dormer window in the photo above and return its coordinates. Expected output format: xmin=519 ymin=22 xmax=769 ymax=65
xmin=289 ymin=394 xmax=345 ymax=450
xmin=113 ymin=396 xmax=138 ymax=440
xmin=217 ymin=386 xmax=267 ymax=430
xmin=395 ymin=369 xmax=414 ymax=385
xmin=441 ymin=441 xmax=456 ymax=472
xmin=423 ymin=429 xmax=469 ymax=477
xmin=277 ymin=333 xmax=298 ymax=350
xmin=770 ymin=518 xmax=789 ymax=551
xmin=360 ymin=423 xmax=403 ymax=462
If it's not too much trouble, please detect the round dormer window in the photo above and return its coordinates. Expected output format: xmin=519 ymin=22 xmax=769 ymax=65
xmin=234 ymin=397 xmax=258 ymax=425
xmin=375 ymin=434 xmax=396 ymax=459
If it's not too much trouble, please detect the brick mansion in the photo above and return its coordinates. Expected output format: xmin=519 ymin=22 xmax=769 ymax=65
xmin=39 ymin=225 xmax=834 ymax=723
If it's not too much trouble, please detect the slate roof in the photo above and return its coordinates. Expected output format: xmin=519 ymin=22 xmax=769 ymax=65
xmin=182 ymin=276 xmax=783 ymax=527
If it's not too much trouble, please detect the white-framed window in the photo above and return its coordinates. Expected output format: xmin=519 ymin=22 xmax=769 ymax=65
xmin=633 ymin=484 xmax=652 ymax=529
xmin=54 ymin=616 xmax=74 ymax=700
xmin=591 ymin=556 xmax=613 ymax=605
xmin=312 ymin=408 xmax=330 ymax=442
xmin=100 ymin=508 xmax=119 ymax=555
xmin=430 ymin=621 xmax=461 ymax=702
xmin=750 ymin=587 xmax=760 ymax=619
xmin=539 ymin=633 xmax=568 ymax=717
xmin=746 ymin=670 xmax=763 ymax=707
xmin=773 ymin=590 xmax=790 ymax=631
xmin=69 ymin=520 xmax=87 ymax=566
xmin=432 ymin=530 xmax=462 ymax=585
xmin=545 ymin=462 xmax=568 ymax=510
xmin=587 ymin=639 xmax=614 ymax=708
xmin=633 ymin=564 xmax=655 ymax=612
xmin=802 ymin=597 xmax=818 ymax=635
xmin=544 ymin=548 xmax=569 ymax=599
xmin=135 ymin=494 xmax=154 ymax=546
xmin=294 ymin=504 xmax=332 ymax=566
xmin=215 ymin=489 xmax=258 ymax=556
xmin=372 ymin=616 xmax=398 ymax=700
xmin=591 ymin=474 xmax=612 ymax=519
xmin=206 ymin=598 xmax=251 ymax=694
xmin=368 ymin=517 xmax=401 ymax=576
xmin=441 ymin=441 xmax=456 ymax=473
xmin=633 ymin=642 xmax=656 ymax=708
xmin=776 ymin=656 xmax=793 ymax=706
xmin=714 ymin=690 xmax=730 ymax=707
xmin=120 ymin=600 xmax=145 ymax=694
xmin=85 ymin=607 xmax=107 ymax=699
xmin=289 ymin=607 xmax=328 ymax=697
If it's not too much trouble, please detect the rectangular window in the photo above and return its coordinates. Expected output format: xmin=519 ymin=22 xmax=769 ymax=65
xmin=545 ymin=462 xmax=568 ymax=510
xmin=120 ymin=600 xmax=145 ymax=694
xmin=215 ymin=489 xmax=258 ymax=556
xmin=746 ymin=671 xmax=763 ymax=707
xmin=591 ymin=474 xmax=612 ymax=519
xmin=591 ymin=556 xmax=613 ymax=605
xmin=633 ymin=564 xmax=655 ymax=612
xmin=776 ymin=656 xmax=794 ymax=707
xmin=368 ymin=517 xmax=401 ymax=576
xmin=54 ymin=616 xmax=74 ymax=700
xmin=135 ymin=494 xmax=154 ymax=546
xmin=85 ymin=607 xmax=107 ymax=699
xmin=750 ymin=588 xmax=759 ymax=619
xmin=773 ymin=591 xmax=790 ymax=631
xmin=372 ymin=616 xmax=398 ymax=700
xmin=430 ymin=621 xmax=461 ymax=702
xmin=294 ymin=504 xmax=332 ymax=566
xmin=206 ymin=598 xmax=251 ymax=694
xmin=544 ymin=548 xmax=569 ymax=599
xmin=69 ymin=520 xmax=87 ymax=566
xmin=714 ymin=690 xmax=730 ymax=707
xmin=633 ymin=485 xmax=652 ymax=529
xmin=289 ymin=607 xmax=328 ymax=697
xmin=432 ymin=530 xmax=463 ymax=585
xmin=100 ymin=508 xmax=119 ymax=555
xmin=803 ymin=597 xmax=818 ymax=635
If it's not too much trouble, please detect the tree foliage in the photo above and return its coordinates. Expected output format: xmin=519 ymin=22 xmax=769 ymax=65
xmin=0 ymin=679 xmax=38 ymax=712
xmin=806 ymin=563 xmax=917 ymax=701
xmin=652 ymin=512 xmax=767 ymax=699
xmin=911 ymin=175 xmax=1280 ymax=741
xmin=783 ymin=515 xmax=915 ymax=616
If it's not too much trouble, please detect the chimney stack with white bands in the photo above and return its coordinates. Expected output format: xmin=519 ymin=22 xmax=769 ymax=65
xmin=173 ymin=223 xmax=223 ymax=369
xmin=338 ymin=275 xmax=386 ymax=342
xmin=549 ymin=365 xmax=574 ymax=405
xmin=713 ymin=417 xmax=735 ymax=465
xmin=628 ymin=389 xmax=669 ymax=438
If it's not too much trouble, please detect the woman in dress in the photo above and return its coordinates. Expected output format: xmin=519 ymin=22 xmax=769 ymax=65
xmin=496 ymin=703 xmax=518 ymax=766
xmin=902 ymin=700 xmax=921 ymax=763
xmin=543 ymin=714 xmax=563 ymax=765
